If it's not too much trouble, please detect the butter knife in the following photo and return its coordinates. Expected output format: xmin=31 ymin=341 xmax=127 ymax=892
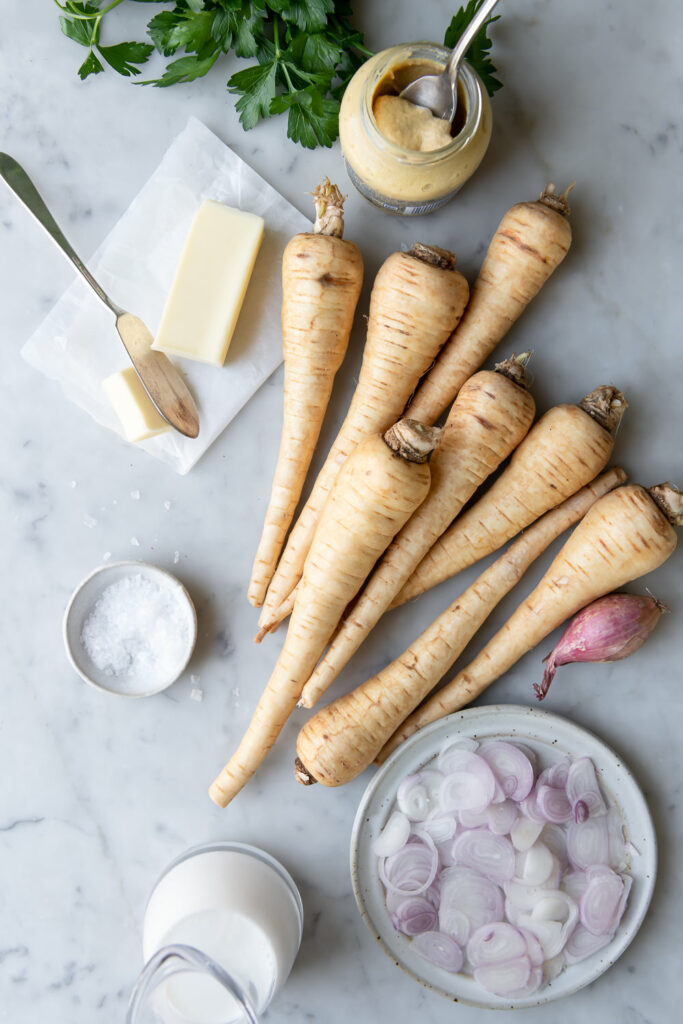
xmin=0 ymin=153 xmax=199 ymax=439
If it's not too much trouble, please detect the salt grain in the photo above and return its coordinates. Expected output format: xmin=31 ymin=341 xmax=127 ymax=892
xmin=173 ymin=551 xmax=180 ymax=564
xmin=164 ymin=500 xmax=172 ymax=511
xmin=69 ymin=480 xmax=77 ymax=489
xmin=81 ymin=573 xmax=191 ymax=693
xmin=83 ymin=514 xmax=98 ymax=528
xmin=131 ymin=537 xmax=140 ymax=547
xmin=190 ymin=687 xmax=204 ymax=702
xmin=131 ymin=490 xmax=141 ymax=500
xmin=102 ymin=552 xmax=112 ymax=562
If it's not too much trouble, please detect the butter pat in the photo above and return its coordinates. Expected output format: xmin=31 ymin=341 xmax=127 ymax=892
xmin=152 ymin=200 xmax=264 ymax=367
xmin=102 ymin=367 xmax=171 ymax=443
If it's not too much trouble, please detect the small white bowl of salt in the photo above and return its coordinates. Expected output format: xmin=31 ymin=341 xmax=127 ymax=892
xmin=64 ymin=561 xmax=197 ymax=697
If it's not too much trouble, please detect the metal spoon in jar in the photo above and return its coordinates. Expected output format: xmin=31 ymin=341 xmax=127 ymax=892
xmin=0 ymin=153 xmax=199 ymax=438
xmin=399 ymin=0 xmax=501 ymax=123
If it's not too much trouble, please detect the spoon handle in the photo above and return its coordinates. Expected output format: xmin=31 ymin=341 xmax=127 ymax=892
xmin=0 ymin=153 xmax=121 ymax=316
xmin=447 ymin=0 xmax=502 ymax=82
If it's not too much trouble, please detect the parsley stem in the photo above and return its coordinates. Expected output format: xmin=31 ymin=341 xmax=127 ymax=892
xmin=53 ymin=0 xmax=124 ymax=22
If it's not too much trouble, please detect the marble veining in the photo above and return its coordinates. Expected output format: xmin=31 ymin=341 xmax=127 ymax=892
xmin=1 ymin=1 xmax=682 ymax=1022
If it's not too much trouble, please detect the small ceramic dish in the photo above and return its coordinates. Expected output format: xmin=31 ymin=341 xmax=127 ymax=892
xmin=350 ymin=704 xmax=656 ymax=1009
xmin=63 ymin=561 xmax=197 ymax=698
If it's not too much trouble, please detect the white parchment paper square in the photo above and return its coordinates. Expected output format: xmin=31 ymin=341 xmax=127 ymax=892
xmin=22 ymin=117 xmax=309 ymax=474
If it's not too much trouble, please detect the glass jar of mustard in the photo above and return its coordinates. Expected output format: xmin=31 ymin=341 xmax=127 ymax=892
xmin=339 ymin=42 xmax=492 ymax=216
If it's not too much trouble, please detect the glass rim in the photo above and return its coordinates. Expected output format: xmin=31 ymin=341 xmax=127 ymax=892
xmin=144 ymin=840 xmax=304 ymax=944
xmin=360 ymin=41 xmax=485 ymax=165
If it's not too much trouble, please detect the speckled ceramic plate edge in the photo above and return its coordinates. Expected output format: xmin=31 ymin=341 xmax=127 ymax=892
xmin=350 ymin=704 xmax=657 ymax=1010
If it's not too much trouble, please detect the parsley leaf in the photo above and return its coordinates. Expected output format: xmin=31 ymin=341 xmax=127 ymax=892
xmin=98 ymin=41 xmax=155 ymax=77
xmin=229 ymin=61 xmax=278 ymax=130
xmin=445 ymin=1 xmax=503 ymax=97
xmin=78 ymin=49 xmax=104 ymax=79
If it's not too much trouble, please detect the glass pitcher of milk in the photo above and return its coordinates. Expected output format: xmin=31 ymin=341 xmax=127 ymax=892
xmin=127 ymin=841 xmax=303 ymax=1024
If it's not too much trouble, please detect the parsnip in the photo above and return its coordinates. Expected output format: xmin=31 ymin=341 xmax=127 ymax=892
xmin=209 ymin=419 xmax=440 ymax=807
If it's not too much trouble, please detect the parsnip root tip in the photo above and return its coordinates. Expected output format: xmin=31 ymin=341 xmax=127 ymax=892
xmin=648 ymin=482 xmax=683 ymax=526
xmin=408 ymin=242 xmax=458 ymax=270
xmin=311 ymin=177 xmax=346 ymax=237
xmin=294 ymin=757 xmax=317 ymax=786
xmin=539 ymin=181 xmax=575 ymax=216
xmin=579 ymin=385 xmax=628 ymax=434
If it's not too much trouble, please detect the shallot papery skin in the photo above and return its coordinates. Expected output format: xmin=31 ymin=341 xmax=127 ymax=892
xmin=535 ymin=593 xmax=666 ymax=700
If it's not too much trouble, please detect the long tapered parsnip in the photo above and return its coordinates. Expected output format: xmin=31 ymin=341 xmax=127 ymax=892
xmin=248 ymin=180 xmax=363 ymax=607
xmin=298 ymin=354 xmax=536 ymax=708
xmin=293 ymin=468 xmax=627 ymax=787
xmin=209 ymin=420 xmax=440 ymax=807
xmin=394 ymin=386 xmax=627 ymax=607
xmin=406 ymin=183 xmax=573 ymax=425
xmin=256 ymin=244 xmax=470 ymax=636
xmin=380 ymin=482 xmax=681 ymax=758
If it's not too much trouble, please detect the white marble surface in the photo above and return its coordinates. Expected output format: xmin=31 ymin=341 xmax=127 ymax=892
xmin=1 ymin=2 xmax=682 ymax=1022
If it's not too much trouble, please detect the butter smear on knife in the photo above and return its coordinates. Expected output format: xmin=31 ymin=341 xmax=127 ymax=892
xmin=152 ymin=199 xmax=264 ymax=367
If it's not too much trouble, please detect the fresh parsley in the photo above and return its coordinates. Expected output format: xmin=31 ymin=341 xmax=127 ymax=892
xmin=55 ymin=2 xmax=502 ymax=148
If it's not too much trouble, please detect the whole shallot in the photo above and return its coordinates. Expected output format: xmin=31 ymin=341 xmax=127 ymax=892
xmin=535 ymin=593 xmax=667 ymax=700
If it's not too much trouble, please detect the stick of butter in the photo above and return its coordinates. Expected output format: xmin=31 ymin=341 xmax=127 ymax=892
xmin=102 ymin=367 xmax=172 ymax=443
xmin=151 ymin=199 xmax=265 ymax=367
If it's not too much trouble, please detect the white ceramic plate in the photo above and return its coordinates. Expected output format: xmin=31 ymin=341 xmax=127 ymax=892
xmin=63 ymin=561 xmax=197 ymax=697
xmin=350 ymin=705 xmax=656 ymax=1009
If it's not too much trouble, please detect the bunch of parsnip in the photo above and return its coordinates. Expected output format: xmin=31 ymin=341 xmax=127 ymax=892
xmin=210 ymin=180 xmax=681 ymax=808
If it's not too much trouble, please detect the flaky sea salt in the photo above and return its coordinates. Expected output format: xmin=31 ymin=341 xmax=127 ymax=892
xmin=190 ymin=687 xmax=204 ymax=702
xmin=164 ymin=500 xmax=172 ymax=511
xmin=102 ymin=552 xmax=112 ymax=562
xmin=81 ymin=573 xmax=191 ymax=693
xmin=131 ymin=537 xmax=140 ymax=547
xmin=173 ymin=551 xmax=180 ymax=564
xmin=131 ymin=489 xmax=141 ymax=500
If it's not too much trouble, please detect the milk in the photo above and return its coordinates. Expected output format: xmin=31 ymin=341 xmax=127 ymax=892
xmin=141 ymin=843 xmax=303 ymax=1024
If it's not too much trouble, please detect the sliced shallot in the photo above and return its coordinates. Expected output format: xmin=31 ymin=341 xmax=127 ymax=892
xmin=379 ymin=835 xmax=438 ymax=896
xmin=479 ymin=741 xmax=535 ymax=802
xmin=467 ymin=922 xmax=528 ymax=967
xmin=487 ymin=800 xmax=519 ymax=836
xmin=474 ymin=955 xmax=531 ymax=996
xmin=391 ymin=895 xmax=439 ymax=936
xmin=453 ymin=829 xmax=516 ymax=883
xmin=397 ymin=774 xmax=431 ymax=821
xmin=439 ymin=866 xmax=504 ymax=937
xmin=567 ymin=816 xmax=609 ymax=870
xmin=536 ymin=784 xmax=572 ymax=824
xmin=412 ymin=930 xmax=464 ymax=973
xmin=566 ymin=757 xmax=607 ymax=820
xmin=564 ymin=924 xmax=613 ymax=964
xmin=440 ymin=754 xmax=496 ymax=814
xmin=373 ymin=811 xmax=411 ymax=857
xmin=579 ymin=865 xmax=625 ymax=935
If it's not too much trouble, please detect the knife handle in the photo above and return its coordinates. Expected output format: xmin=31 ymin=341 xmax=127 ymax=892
xmin=0 ymin=152 xmax=122 ymax=317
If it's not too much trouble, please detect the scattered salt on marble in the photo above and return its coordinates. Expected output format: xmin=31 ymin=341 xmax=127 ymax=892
xmin=83 ymin=514 xmax=98 ymax=528
xmin=164 ymin=500 xmax=172 ymax=511
xmin=173 ymin=551 xmax=180 ymax=564
xmin=131 ymin=490 xmax=141 ymax=500
xmin=81 ymin=573 xmax=190 ymax=693
xmin=131 ymin=537 xmax=140 ymax=547
xmin=190 ymin=687 xmax=204 ymax=702
xmin=102 ymin=552 xmax=112 ymax=562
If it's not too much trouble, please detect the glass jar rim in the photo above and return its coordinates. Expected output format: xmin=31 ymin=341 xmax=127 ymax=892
xmin=144 ymin=839 xmax=304 ymax=943
xmin=360 ymin=42 xmax=485 ymax=165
